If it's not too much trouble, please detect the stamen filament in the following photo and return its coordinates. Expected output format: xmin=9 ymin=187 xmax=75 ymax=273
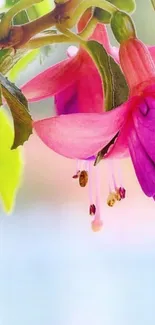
xmin=91 ymin=165 xmax=103 ymax=232
xmin=88 ymin=161 xmax=93 ymax=205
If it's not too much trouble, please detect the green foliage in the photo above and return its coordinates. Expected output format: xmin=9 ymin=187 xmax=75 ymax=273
xmin=0 ymin=109 xmax=23 ymax=213
xmin=151 ymin=0 xmax=155 ymax=10
xmin=0 ymin=73 xmax=32 ymax=149
xmin=86 ymin=40 xmax=129 ymax=111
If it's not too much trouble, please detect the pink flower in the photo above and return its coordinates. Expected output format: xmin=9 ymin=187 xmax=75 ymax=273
xmin=30 ymin=38 xmax=155 ymax=230
xmin=21 ymin=14 xmax=155 ymax=230
xmin=22 ymin=12 xmax=118 ymax=115
xmin=21 ymin=16 xmax=120 ymax=231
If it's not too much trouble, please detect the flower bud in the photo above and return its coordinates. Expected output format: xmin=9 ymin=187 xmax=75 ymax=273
xmin=111 ymin=11 xmax=136 ymax=44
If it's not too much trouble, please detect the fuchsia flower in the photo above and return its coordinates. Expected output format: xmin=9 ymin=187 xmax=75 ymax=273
xmin=22 ymin=11 xmax=118 ymax=115
xmin=21 ymin=16 xmax=120 ymax=231
xmin=21 ymin=19 xmax=155 ymax=231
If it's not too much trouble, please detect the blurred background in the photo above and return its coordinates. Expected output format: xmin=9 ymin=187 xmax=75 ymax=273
xmin=1 ymin=1 xmax=155 ymax=324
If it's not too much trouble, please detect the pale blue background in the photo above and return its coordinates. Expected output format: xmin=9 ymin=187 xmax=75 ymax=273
xmin=1 ymin=1 xmax=155 ymax=324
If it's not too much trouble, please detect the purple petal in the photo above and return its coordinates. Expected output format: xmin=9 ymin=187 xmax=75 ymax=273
xmin=132 ymin=96 xmax=155 ymax=163
xmin=128 ymin=120 xmax=155 ymax=197
xmin=55 ymin=83 xmax=78 ymax=115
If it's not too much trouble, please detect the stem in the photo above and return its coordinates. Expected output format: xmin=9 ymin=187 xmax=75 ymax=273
xmin=0 ymin=0 xmax=43 ymax=40
xmin=65 ymin=0 xmax=117 ymax=28
xmin=24 ymin=34 xmax=71 ymax=49
xmin=57 ymin=25 xmax=85 ymax=44
xmin=79 ymin=16 xmax=97 ymax=39
xmin=22 ymin=17 xmax=98 ymax=49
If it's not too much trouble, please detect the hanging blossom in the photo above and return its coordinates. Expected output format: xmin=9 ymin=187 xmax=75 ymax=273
xmin=21 ymin=15 xmax=120 ymax=231
xmin=21 ymin=18 xmax=155 ymax=230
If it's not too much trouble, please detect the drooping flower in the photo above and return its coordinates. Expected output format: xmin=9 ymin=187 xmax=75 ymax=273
xmin=21 ymin=14 xmax=120 ymax=231
xmin=31 ymin=37 xmax=155 ymax=230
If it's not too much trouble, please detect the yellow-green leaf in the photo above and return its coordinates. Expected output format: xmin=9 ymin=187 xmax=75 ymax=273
xmin=0 ymin=109 xmax=23 ymax=213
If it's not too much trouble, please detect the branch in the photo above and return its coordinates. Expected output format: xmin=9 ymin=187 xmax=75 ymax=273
xmin=0 ymin=0 xmax=117 ymax=50
xmin=0 ymin=2 xmax=70 ymax=49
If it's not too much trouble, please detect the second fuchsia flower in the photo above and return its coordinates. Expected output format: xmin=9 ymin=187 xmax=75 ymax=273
xmin=21 ymin=12 xmax=155 ymax=231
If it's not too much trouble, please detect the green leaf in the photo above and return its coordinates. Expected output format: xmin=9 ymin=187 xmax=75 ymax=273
xmin=151 ymin=0 xmax=155 ymax=10
xmin=86 ymin=40 xmax=129 ymax=111
xmin=0 ymin=73 xmax=32 ymax=148
xmin=0 ymin=109 xmax=23 ymax=213
xmin=0 ymin=48 xmax=27 ymax=75
xmin=0 ymin=85 xmax=2 ymax=106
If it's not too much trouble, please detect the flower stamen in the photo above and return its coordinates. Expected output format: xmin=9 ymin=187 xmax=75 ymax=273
xmin=106 ymin=159 xmax=126 ymax=206
xmin=72 ymin=170 xmax=80 ymax=179
xmin=89 ymin=204 xmax=96 ymax=216
xmin=79 ymin=170 xmax=88 ymax=187
xmin=107 ymin=192 xmax=116 ymax=207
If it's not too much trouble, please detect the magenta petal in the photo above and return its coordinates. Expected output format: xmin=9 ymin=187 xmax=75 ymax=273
xmin=128 ymin=121 xmax=155 ymax=197
xmin=132 ymin=96 xmax=155 ymax=163
xmin=21 ymin=56 xmax=81 ymax=102
xmin=55 ymin=83 xmax=78 ymax=115
xmin=105 ymin=125 xmax=129 ymax=159
xmin=55 ymin=60 xmax=103 ymax=115
xmin=33 ymin=103 xmax=129 ymax=159
xmin=77 ymin=63 xmax=104 ymax=113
